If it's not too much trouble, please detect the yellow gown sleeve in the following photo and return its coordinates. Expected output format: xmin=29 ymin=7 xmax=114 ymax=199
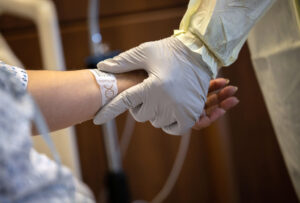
xmin=174 ymin=0 xmax=276 ymax=78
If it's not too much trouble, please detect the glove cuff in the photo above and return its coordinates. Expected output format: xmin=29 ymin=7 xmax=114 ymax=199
xmin=173 ymin=31 xmax=221 ymax=78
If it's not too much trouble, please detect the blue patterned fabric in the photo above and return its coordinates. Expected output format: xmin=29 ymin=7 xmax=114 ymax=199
xmin=0 ymin=63 xmax=94 ymax=202
xmin=0 ymin=61 xmax=28 ymax=90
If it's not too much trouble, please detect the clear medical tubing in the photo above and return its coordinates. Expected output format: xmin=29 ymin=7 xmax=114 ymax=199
xmin=88 ymin=0 xmax=102 ymax=54
xmin=88 ymin=0 xmax=109 ymax=55
xmin=247 ymin=0 xmax=300 ymax=199
xmin=130 ymin=132 xmax=191 ymax=203
xmin=150 ymin=132 xmax=191 ymax=203
xmin=32 ymin=98 xmax=62 ymax=166
xmin=120 ymin=113 xmax=136 ymax=158
xmin=88 ymin=0 xmax=123 ymax=174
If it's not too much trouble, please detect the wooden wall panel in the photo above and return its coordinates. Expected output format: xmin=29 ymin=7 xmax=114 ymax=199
xmin=54 ymin=0 xmax=188 ymax=20
xmin=0 ymin=0 xmax=188 ymax=30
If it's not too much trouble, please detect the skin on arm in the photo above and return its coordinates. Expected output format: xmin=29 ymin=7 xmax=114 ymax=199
xmin=28 ymin=69 xmax=146 ymax=133
xmin=28 ymin=69 xmax=238 ymax=134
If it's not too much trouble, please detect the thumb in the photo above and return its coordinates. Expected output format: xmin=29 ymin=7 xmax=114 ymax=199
xmin=97 ymin=44 xmax=147 ymax=73
xmin=93 ymin=81 xmax=145 ymax=124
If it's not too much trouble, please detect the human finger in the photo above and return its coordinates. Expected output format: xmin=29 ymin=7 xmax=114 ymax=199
xmin=208 ymin=78 xmax=229 ymax=92
xmin=206 ymin=86 xmax=238 ymax=108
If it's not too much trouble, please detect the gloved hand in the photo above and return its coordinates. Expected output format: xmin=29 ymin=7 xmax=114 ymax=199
xmin=93 ymin=37 xmax=212 ymax=135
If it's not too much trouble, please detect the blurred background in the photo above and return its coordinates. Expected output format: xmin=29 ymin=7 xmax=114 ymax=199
xmin=0 ymin=0 xmax=298 ymax=202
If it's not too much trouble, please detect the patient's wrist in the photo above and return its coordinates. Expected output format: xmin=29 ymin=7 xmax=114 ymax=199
xmin=89 ymin=69 xmax=118 ymax=106
xmin=90 ymin=69 xmax=147 ymax=107
xmin=115 ymin=70 xmax=147 ymax=93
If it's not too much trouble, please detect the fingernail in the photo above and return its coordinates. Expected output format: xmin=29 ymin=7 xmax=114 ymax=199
xmin=225 ymin=79 xmax=230 ymax=84
xmin=234 ymin=86 xmax=238 ymax=91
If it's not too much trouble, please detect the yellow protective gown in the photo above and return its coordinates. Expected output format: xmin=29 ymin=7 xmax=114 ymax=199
xmin=248 ymin=0 xmax=300 ymax=199
xmin=176 ymin=0 xmax=300 ymax=199
xmin=175 ymin=0 xmax=276 ymax=77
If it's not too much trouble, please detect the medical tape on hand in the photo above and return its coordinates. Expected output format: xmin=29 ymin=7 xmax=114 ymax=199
xmin=89 ymin=69 xmax=118 ymax=106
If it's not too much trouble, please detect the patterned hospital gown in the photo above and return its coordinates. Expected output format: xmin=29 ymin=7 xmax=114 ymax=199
xmin=0 ymin=62 xmax=94 ymax=202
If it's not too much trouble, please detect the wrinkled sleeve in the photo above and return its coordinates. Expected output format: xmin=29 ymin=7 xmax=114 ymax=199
xmin=0 ymin=61 xmax=28 ymax=89
xmin=174 ymin=0 xmax=276 ymax=78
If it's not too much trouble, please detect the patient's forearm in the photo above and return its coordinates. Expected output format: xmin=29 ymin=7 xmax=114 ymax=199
xmin=27 ymin=69 xmax=146 ymax=133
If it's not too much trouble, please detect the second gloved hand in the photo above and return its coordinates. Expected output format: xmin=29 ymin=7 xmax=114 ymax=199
xmin=93 ymin=37 xmax=212 ymax=135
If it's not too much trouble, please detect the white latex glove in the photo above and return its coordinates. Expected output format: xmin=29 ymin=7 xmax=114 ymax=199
xmin=93 ymin=37 xmax=212 ymax=135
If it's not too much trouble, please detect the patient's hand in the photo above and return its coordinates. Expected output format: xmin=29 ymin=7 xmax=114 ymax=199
xmin=115 ymin=72 xmax=238 ymax=131
xmin=193 ymin=78 xmax=239 ymax=130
